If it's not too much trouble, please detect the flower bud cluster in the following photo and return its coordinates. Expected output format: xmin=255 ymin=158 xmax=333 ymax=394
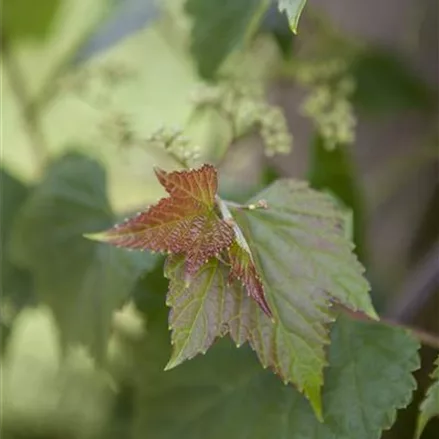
xmin=294 ymin=59 xmax=357 ymax=149
xmin=145 ymin=127 xmax=201 ymax=166
xmin=192 ymin=80 xmax=292 ymax=156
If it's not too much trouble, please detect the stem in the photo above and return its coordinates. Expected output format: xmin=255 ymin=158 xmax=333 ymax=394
xmin=223 ymin=199 xmax=268 ymax=211
xmin=1 ymin=32 xmax=48 ymax=171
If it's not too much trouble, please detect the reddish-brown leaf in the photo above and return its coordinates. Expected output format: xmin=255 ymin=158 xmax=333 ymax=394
xmin=87 ymin=165 xmax=234 ymax=274
xmin=154 ymin=164 xmax=218 ymax=210
xmin=228 ymin=241 xmax=272 ymax=317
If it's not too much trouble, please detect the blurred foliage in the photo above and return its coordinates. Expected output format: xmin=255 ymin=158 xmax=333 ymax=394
xmin=2 ymin=0 xmax=61 ymax=42
xmin=350 ymin=47 xmax=437 ymax=115
xmin=308 ymin=134 xmax=366 ymax=262
xmin=2 ymin=0 xmax=438 ymax=438
xmin=185 ymin=0 xmax=269 ymax=80
xmin=416 ymin=356 xmax=439 ymax=438
xmin=9 ymin=153 xmax=157 ymax=362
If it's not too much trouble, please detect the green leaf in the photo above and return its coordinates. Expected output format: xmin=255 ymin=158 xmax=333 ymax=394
xmin=185 ymin=0 xmax=269 ymax=80
xmin=10 ymin=152 xmax=156 ymax=361
xmin=308 ymin=134 xmax=366 ymax=262
xmin=0 ymin=168 xmax=34 ymax=349
xmin=164 ymin=256 xmax=230 ymax=370
xmin=260 ymin=4 xmax=295 ymax=59
xmin=351 ymin=47 xmax=437 ymax=115
xmin=231 ymin=179 xmax=377 ymax=415
xmin=132 ymin=308 xmax=419 ymax=439
xmin=277 ymin=0 xmax=308 ymax=34
xmin=1 ymin=168 xmax=33 ymax=304
xmin=2 ymin=0 xmax=61 ymax=42
xmin=163 ymin=179 xmax=377 ymax=418
xmin=416 ymin=356 xmax=439 ymax=438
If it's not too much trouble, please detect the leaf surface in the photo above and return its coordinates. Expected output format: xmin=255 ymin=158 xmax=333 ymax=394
xmin=416 ymin=355 xmax=439 ymax=438
xmin=90 ymin=164 xmax=234 ymax=276
xmin=163 ymin=179 xmax=377 ymax=417
xmin=228 ymin=240 xmax=271 ymax=317
xmin=3 ymin=0 xmax=61 ymax=42
xmin=0 ymin=168 xmax=34 ymax=349
xmin=277 ymin=0 xmax=308 ymax=33
xmin=185 ymin=0 xmax=269 ymax=80
xmin=230 ymin=179 xmax=377 ymax=415
xmin=132 ymin=306 xmax=419 ymax=439
xmin=10 ymin=153 xmax=156 ymax=361
xmin=165 ymin=256 xmax=229 ymax=370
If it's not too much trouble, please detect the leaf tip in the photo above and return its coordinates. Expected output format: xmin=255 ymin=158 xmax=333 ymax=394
xmin=164 ymin=356 xmax=181 ymax=372
xmin=83 ymin=231 xmax=109 ymax=243
xmin=290 ymin=23 xmax=299 ymax=35
xmin=305 ymin=383 xmax=324 ymax=423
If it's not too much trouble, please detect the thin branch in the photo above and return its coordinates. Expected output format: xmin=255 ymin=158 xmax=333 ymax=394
xmin=1 ymin=32 xmax=48 ymax=171
xmin=344 ymin=308 xmax=439 ymax=351
xmin=222 ymin=198 xmax=268 ymax=211
xmin=386 ymin=240 xmax=439 ymax=323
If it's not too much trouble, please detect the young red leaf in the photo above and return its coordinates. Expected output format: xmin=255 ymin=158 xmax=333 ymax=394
xmin=228 ymin=241 xmax=272 ymax=317
xmin=87 ymin=165 xmax=234 ymax=275
xmin=154 ymin=164 xmax=218 ymax=209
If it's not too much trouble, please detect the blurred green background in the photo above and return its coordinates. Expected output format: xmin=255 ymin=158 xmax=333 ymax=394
xmin=1 ymin=0 xmax=438 ymax=438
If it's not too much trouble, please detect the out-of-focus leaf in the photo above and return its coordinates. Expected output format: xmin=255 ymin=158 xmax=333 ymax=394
xmin=260 ymin=3 xmax=295 ymax=58
xmin=2 ymin=0 xmax=61 ymax=42
xmin=308 ymin=134 xmax=366 ymax=262
xmin=416 ymin=356 xmax=439 ymax=438
xmin=132 ymin=255 xmax=168 ymax=324
xmin=2 ymin=307 xmax=112 ymax=438
xmin=277 ymin=0 xmax=308 ymax=34
xmin=10 ymin=153 xmax=156 ymax=361
xmin=131 ymin=301 xmax=419 ymax=439
xmin=185 ymin=0 xmax=269 ymax=80
xmin=0 ymin=168 xmax=32 ymax=301
xmin=76 ymin=0 xmax=159 ymax=62
xmin=3 ymin=14 xmax=216 ymax=210
xmin=0 ymin=168 xmax=34 ymax=350
xmin=351 ymin=48 xmax=436 ymax=115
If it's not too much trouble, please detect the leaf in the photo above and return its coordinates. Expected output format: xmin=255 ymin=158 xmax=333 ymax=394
xmin=89 ymin=164 xmax=234 ymax=276
xmin=308 ymin=134 xmax=366 ymax=262
xmin=351 ymin=47 xmax=437 ymax=115
xmin=163 ymin=179 xmax=377 ymax=418
xmin=277 ymin=0 xmax=308 ymax=34
xmin=10 ymin=153 xmax=155 ymax=361
xmin=230 ymin=179 xmax=377 ymax=416
xmin=260 ymin=3 xmax=295 ymax=59
xmin=75 ymin=0 xmax=159 ymax=62
xmin=0 ymin=168 xmax=33 ymax=305
xmin=2 ymin=0 xmax=61 ymax=42
xmin=416 ymin=356 xmax=439 ymax=438
xmin=185 ymin=0 xmax=269 ymax=80
xmin=228 ymin=240 xmax=271 ymax=317
xmin=164 ymin=256 xmax=229 ymax=370
xmin=0 ymin=168 xmax=34 ymax=350
xmin=132 ymin=305 xmax=419 ymax=439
